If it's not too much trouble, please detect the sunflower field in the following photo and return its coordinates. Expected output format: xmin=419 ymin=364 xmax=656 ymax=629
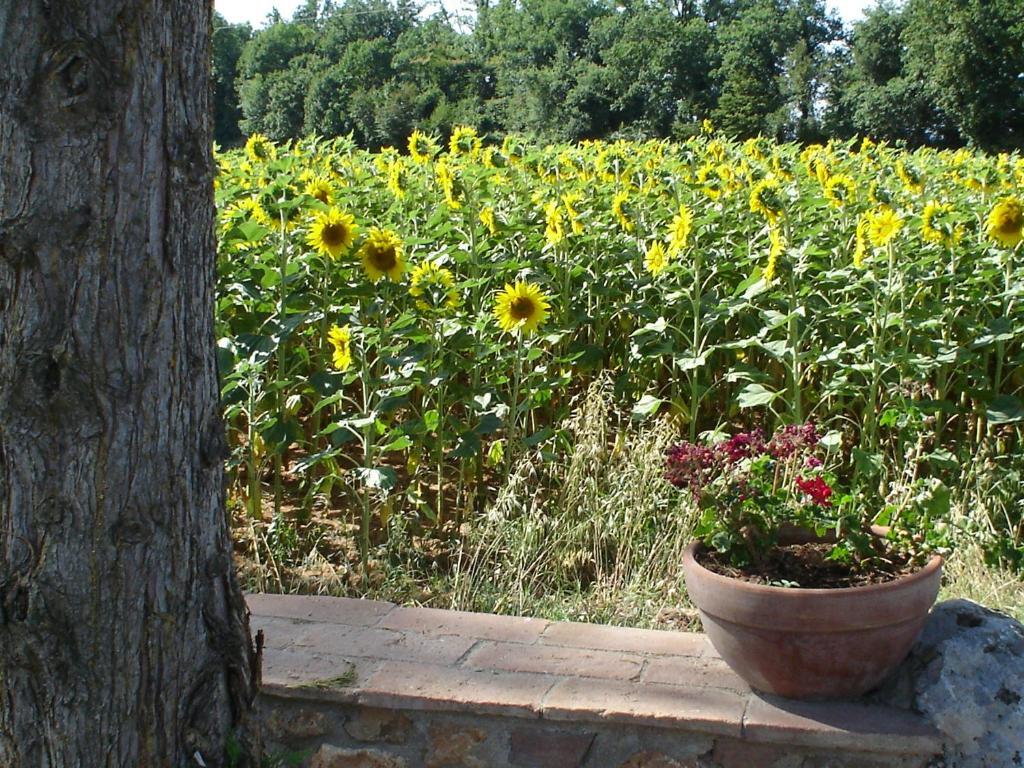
xmin=216 ymin=127 xmax=1024 ymax=584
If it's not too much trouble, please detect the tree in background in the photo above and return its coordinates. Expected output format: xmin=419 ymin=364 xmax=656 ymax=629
xmin=214 ymin=13 xmax=253 ymax=146
xmin=779 ymin=0 xmax=845 ymax=142
xmin=591 ymin=1 xmax=717 ymax=138
xmin=838 ymin=0 xmax=1024 ymax=151
xmin=220 ymin=0 xmax=1024 ymax=150
xmin=839 ymin=2 xmax=954 ymax=146
xmin=712 ymin=0 xmax=800 ymax=138
xmin=237 ymin=21 xmax=320 ymax=139
xmin=902 ymin=0 xmax=1024 ymax=151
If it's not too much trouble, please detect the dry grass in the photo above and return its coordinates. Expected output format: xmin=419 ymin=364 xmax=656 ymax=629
xmin=941 ymin=544 xmax=1024 ymax=621
xmin=440 ymin=382 xmax=701 ymax=628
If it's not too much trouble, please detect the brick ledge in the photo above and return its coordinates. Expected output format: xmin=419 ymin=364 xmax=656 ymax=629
xmin=248 ymin=593 xmax=941 ymax=758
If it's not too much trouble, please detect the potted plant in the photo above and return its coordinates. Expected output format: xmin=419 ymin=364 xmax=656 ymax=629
xmin=668 ymin=422 xmax=948 ymax=700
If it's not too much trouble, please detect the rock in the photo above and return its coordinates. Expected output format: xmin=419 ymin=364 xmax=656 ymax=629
xmin=311 ymin=745 xmax=407 ymax=768
xmin=424 ymin=724 xmax=488 ymax=767
xmin=882 ymin=599 xmax=1024 ymax=767
xmin=344 ymin=707 xmax=412 ymax=744
xmin=509 ymin=727 xmax=594 ymax=767
xmin=263 ymin=705 xmax=330 ymax=741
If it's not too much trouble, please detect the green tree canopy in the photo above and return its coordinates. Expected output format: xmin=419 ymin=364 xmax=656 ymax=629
xmin=221 ymin=0 xmax=1024 ymax=150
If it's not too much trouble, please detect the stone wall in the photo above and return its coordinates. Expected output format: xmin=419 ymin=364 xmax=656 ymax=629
xmin=261 ymin=697 xmax=934 ymax=768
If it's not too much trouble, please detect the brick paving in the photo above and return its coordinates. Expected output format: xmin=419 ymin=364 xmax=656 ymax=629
xmin=247 ymin=593 xmax=941 ymax=756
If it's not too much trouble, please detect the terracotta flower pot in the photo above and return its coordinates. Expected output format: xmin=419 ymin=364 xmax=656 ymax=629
xmin=682 ymin=539 xmax=942 ymax=700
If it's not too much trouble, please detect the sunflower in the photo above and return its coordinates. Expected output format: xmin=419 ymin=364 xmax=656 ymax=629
xmin=743 ymin=138 xmax=765 ymax=161
xmin=327 ymin=325 xmax=353 ymax=372
xmin=921 ymin=200 xmax=961 ymax=246
xmin=408 ymin=130 xmax=439 ymax=163
xmin=668 ymin=204 xmax=693 ymax=255
xmin=501 ymin=135 xmax=527 ymax=164
xmin=868 ymin=179 xmax=893 ymax=206
xmin=558 ymin=150 xmax=584 ymax=177
xmin=697 ymin=163 xmax=727 ymax=200
xmin=304 ymin=175 xmax=334 ymax=205
xmin=535 ymin=157 xmax=559 ymax=183
xmin=866 ymin=206 xmax=903 ymax=248
xmin=409 ymin=260 xmax=460 ymax=313
xmin=765 ymin=226 xmax=784 ymax=283
xmin=800 ymin=144 xmax=829 ymax=181
xmin=435 ymin=160 xmax=462 ymax=209
xmin=986 ymin=197 xmax=1024 ymax=248
xmin=244 ymin=133 xmax=276 ymax=163
xmin=386 ymin=161 xmax=407 ymax=199
xmin=359 ymin=228 xmax=405 ymax=282
xmin=493 ymin=281 xmax=551 ymax=336
xmin=824 ymin=174 xmax=856 ymax=208
xmin=964 ymin=168 xmax=1000 ymax=194
xmin=896 ymin=160 xmax=924 ymax=195
xmin=612 ymin=191 xmax=634 ymax=233
xmin=479 ymin=206 xmax=498 ymax=236
xmin=544 ymin=201 xmax=565 ymax=246
xmin=595 ymin=142 xmax=633 ymax=183
xmin=812 ymin=160 xmax=830 ymax=187
xmin=562 ymin=193 xmax=584 ymax=235
xmin=770 ymin=153 xmax=794 ymax=181
xmin=307 ymin=209 xmax=357 ymax=258
xmin=750 ymin=176 xmax=784 ymax=221
xmin=449 ymin=125 xmax=481 ymax=157
xmin=232 ymin=197 xmax=272 ymax=228
xmin=373 ymin=146 xmax=399 ymax=174
xmin=644 ymin=241 xmax=669 ymax=277
xmin=853 ymin=216 xmax=869 ymax=269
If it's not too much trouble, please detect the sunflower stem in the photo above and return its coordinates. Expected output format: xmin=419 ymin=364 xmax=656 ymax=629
xmin=509 ymin=333 xmax=525 ymax=467
xmin=993 ymin=242 xmax=1019 ymax=398
xmin=273 ymin=210 xmax=288 ymax=522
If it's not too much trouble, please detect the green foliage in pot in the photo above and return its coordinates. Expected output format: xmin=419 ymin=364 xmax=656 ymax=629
xmin=665 ymin=421 xmax=952 ymax=576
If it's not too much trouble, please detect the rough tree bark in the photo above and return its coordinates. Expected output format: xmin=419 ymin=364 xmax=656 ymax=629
xmin=0 ymin=2 xmax=260 ymax=766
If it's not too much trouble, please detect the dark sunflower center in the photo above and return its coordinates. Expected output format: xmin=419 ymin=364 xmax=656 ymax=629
xmin=998 ymin=211 xmax=1021 ymax=232
xmin=314 ymin=189 xmax=330 ymax=204
xmin=510 ymin=297 xmax=535 ymax=320
xmin=321 ymin=223 xmax=347 ymax=247
xmin=370 ymin=246 xmax=397 ymax=271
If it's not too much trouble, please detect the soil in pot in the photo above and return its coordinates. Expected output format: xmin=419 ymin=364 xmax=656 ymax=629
xmin=697 ymin=541 xmax=917 ymax=589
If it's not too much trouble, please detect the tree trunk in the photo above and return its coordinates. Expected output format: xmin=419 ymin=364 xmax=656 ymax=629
xmin=0 ymin=2 xmax=260 ymax=766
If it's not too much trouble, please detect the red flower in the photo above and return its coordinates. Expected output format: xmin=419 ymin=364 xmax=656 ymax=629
xmin=795 ymin=475 xmax=833 ymax=506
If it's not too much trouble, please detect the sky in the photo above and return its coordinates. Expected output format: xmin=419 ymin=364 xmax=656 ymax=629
xmin=215 ymin=0 xmax=876 ymax=28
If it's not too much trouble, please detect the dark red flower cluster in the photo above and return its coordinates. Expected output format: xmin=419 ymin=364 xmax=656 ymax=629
xmin=768 ymin=422 xmax=820 ymax=460
xmin=666 ymin=422 xmax=828 ymax=502
xmin=794 ymin=475 xmax=833 ymax=506
xmin=664 ymin=442 xmax=719 ymax=495
xmin=719 ymin=429 xmax=766 ymax=463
